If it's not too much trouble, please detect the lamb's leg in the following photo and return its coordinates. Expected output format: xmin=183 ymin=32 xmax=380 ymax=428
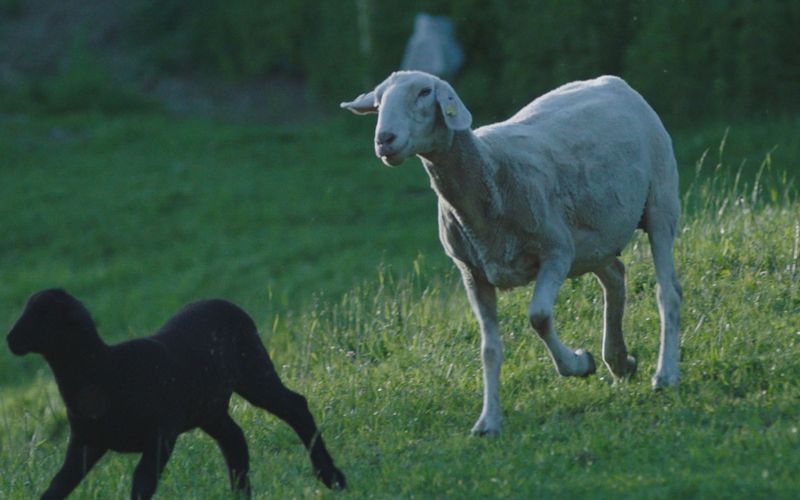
xmin=41 ymin=438 xmax=106 ymax=500
xmin=201 ymin=414 xmax=251 ymax=498
xmin=460 ymin=269 xmax=503 ymax=436
xmin=131 ymin=431 xmax=175 ymax=500
xmin=594 ymin=259 xmax=637 ymax=378
xmin=235 ymin=369 xmax=346 ymax=490
xmin=646 ymin=213 xmax=682 ymax=389
xmin=529 ymin=258 xmax=596 ymax=377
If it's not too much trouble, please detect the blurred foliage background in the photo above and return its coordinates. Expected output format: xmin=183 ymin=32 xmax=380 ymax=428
xmin=125 ymin=0 xmax=800 ymax=124
xmin=2 ymin=0 xmax=799 ymax=126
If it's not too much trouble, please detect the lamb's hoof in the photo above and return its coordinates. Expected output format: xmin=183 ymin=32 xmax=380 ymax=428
xmin=651 ymin=371 xmax=680 ymax=391
xmin=576 ymin=349 xmax=596 ymax=378
xmin=318 ymin=466 xmax=347 ymax=490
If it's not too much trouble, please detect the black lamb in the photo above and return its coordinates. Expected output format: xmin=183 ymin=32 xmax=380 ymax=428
xmin=6 ymin=288 xmax=346 ymax=499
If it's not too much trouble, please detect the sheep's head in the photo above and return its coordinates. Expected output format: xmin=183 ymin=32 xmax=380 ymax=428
xmin=340 ymin=71 xmax=472 ymax=166
xmin=6 ymin=289 xmax=94 ymax=356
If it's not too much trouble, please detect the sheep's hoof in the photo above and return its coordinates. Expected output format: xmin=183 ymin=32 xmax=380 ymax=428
xmin=471 ymin=428 xmax=501 ymax=437
xmin=651 ymin=371 xmax=680 ymax=391
xmin=609 ymin=354 xmax=638 ymax=379
xmin=471 ymin=416 xmax=502 ymax=437
xmin=576 ymin=349 xmax=596 ymax=378
xmin=623 ymin=355 xmax=638 ymax=378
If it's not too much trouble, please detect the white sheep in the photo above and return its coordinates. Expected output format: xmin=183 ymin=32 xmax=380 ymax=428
xmin=400 ymin=14 xmax=464 ymax=79
xmin=341 ymin=71 xmax=682 ymax=436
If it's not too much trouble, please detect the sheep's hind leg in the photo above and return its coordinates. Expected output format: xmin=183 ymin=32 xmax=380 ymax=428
xmin=461 ymin=269 xmax=503 ymax=436
xmin=202 ymin=414 xmax=251 ymax=498
xmin=646 ymin=212 xmax=682 ymax=389
xmin=235 ymin=370 xmax=346 ymax=490
xmin=529 ymin=259 xmax=596 ymax=377
xmin=594 ymin=259 xmax=637 ymax=379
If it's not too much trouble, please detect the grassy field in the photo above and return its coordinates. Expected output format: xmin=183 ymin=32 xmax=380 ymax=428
xmin=1 ymin=108 xmax=799 ymax=498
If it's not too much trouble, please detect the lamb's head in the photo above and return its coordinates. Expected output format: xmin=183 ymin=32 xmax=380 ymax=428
xmin=340 ymin=71 xmax=472 ymax=166
xmin=6 ymin=289 xmax=95 ymax=356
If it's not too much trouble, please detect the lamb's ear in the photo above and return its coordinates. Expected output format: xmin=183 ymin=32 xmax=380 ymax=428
xmin=435 ymin=80 xmax=472 ymax=130
xmin=340 ymin=90 xmax=378 ymax=115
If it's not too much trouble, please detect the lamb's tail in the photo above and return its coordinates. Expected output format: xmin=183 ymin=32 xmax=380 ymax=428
xmin=231 ymin=324 xmax=278 ymax=390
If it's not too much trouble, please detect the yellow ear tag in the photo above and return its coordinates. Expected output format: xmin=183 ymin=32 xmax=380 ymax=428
xmin=445 ymin=104 xmax=457 ymax=116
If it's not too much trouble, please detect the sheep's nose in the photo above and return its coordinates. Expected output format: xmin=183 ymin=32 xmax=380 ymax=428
xmin=376 ymin=131 xmax=397 ymax=146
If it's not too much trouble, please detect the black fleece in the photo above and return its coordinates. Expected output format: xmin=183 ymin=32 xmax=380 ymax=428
xmin=6 ymin=289 xmax=345 ymax=499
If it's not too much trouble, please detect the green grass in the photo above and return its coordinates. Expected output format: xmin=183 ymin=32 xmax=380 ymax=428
xmin=1 ymin=108 xmax=798 ymax=498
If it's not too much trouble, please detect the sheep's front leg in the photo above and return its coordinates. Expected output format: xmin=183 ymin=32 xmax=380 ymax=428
xmin=529 ymin=258 xmax=596 ymax=377
xmin=131 ymin=431 xmax=176 ymax=500
xmin=461 ymin=269 xmax=503 ymax=436
xmin=42 ymin=438 xmax=106 ymax=500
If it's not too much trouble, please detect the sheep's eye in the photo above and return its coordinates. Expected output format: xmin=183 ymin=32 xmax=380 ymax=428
xmin=418 ymin=87 xmax=432 ymax=98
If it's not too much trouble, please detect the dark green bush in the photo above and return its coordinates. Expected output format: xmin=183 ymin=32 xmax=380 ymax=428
xmin=0 ymin=0 xmax=22 ymax=17
xmin=624 ymin=0 xmax=800 ymax=121
xmin=123 ymin=0 xmax=800 ymax=122
xmin=27 ymin=40 xmax=157 ymax=115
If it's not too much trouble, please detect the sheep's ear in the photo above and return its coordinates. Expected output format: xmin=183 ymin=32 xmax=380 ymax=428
xmin=340 ymin=91 xmax=378 ymax=115
xmin=435 ymin=80 xmax=472 ymax=130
